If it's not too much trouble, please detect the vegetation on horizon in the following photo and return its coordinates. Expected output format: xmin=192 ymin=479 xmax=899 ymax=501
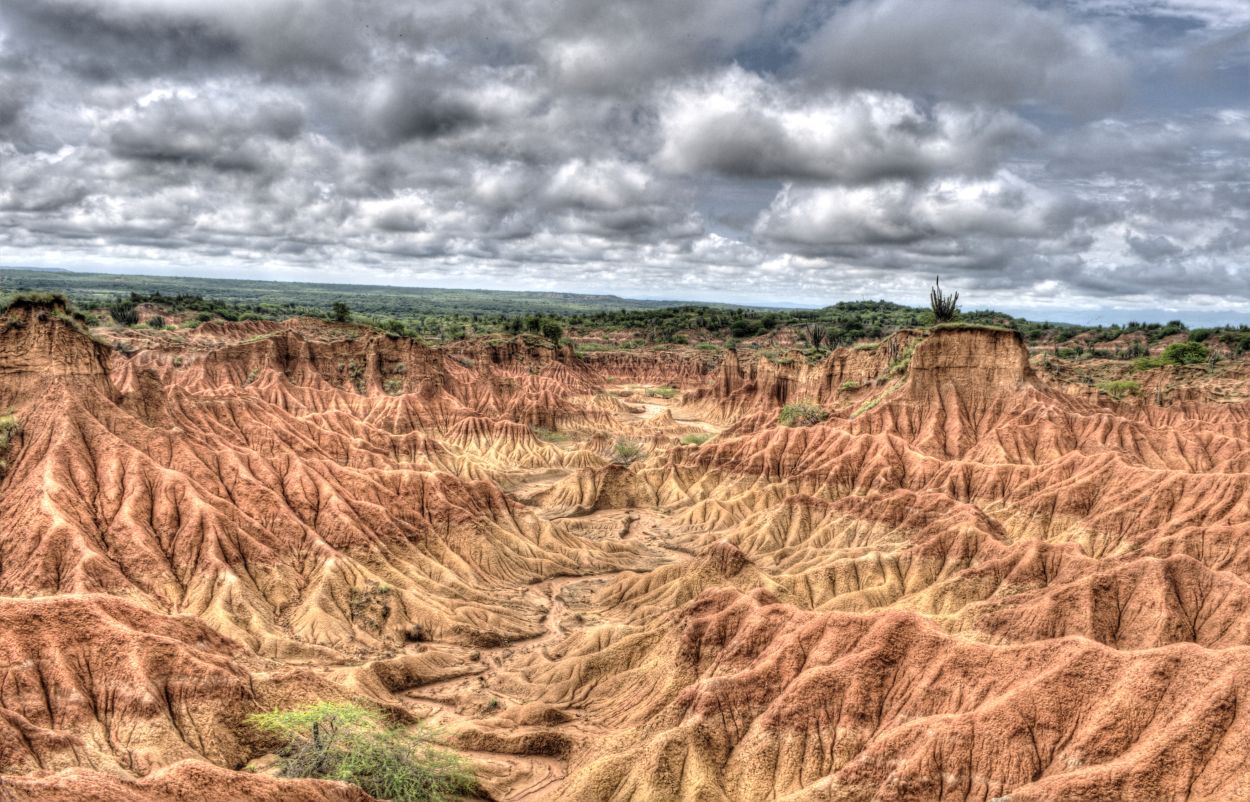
xmin=246 ymin=702 xmax=473 ymax=802
xmin=5 ymin=269 xmax=1250 ymax=366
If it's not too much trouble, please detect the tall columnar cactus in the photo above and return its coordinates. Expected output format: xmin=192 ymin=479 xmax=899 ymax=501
xmin=930 ymin=276 xmax=960 ymax=323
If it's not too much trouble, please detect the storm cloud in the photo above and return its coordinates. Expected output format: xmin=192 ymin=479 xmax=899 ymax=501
xmin=0 ymin=0 xmax=1247 ymax=317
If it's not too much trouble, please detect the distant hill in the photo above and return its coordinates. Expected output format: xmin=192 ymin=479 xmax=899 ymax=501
xmin=0 ymin=267 xmax=753 ymax=317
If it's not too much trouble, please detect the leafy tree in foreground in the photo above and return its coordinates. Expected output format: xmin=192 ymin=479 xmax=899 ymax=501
xmin=247 ymin=702 xmax=474 ymax=802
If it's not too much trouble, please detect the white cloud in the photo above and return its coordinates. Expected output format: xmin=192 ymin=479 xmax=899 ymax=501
xmin=656 ymin=67 xmax=1033 ymax=182
xmin=755 ymin=172 xmax=1074 ymax=246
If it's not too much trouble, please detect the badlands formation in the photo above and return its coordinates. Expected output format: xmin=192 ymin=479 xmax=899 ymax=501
xmin=1 ymin=297 xmax=1250 ymax=800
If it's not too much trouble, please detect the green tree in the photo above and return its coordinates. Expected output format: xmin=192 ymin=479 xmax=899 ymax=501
xmin=540 ymin=319 xmax=563 ymax=345
xmin=1163 ymin=341 xmax=1208 ymax=365
xmin=331 ymin=302 xmax=351 ymax=323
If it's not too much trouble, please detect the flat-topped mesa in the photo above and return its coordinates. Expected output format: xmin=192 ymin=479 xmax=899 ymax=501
xmin=0 ymin=298 xmax=114 ymax=409
xmin=853 ymin=326 xmax=1041 ymax=458
xmin=906 ymin=325 xmax=1033 ymax=396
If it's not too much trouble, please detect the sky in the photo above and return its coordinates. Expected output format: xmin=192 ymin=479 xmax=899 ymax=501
xmin=0 ymin=0 xmax=1247 ymax=321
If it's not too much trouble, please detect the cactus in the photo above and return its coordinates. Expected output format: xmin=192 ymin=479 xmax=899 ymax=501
xmin=930 ymin=276 xmax=959 ymax=323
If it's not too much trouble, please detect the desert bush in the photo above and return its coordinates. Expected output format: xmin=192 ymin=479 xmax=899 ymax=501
xmin=0 ymin=413 xmax=18 ymax=477
xmin=1134 ymin=341 xmax=1211 ymax=371
xmin=0 ymin=414 xmax=19 ymax=451
xmin=612 ymin=439 xmax=643 ymax=465
xmin=1098 ymin=380 xmax=1140 ymax=400
xmin=108 ymin=299 xmax=139 ymax=326
xmin=148 ymin=315 xmax=166 ymax=329
xmin=839 ymin=380 xmax=860 ymax=392
xmin=1163 ymin=341 xmax=1209 ymax=365
xmin=383 ymin=378 xmax=404 ymax=395
xmin=680 ymin=433 xmax=710 ymax=445
xmin=778 ymin=403 xmax=828 ymax=427
xmin=533 ymin=427 xmax=571 ymax=443
xmin=729 ymin=318 xmax=762 ymax=338
xmin=248 ymin=702 xmax=473 ymax=802
xmin=645 ymin=387 xmax=677 ymax=399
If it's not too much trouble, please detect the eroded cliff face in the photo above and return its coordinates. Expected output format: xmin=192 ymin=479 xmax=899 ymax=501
xmin=2 ymin=307 xmax=1250 ymax=801
xmin=0 ymin=299 xmax=115 ymax=410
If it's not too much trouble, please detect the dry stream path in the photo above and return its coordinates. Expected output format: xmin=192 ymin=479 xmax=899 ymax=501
xmin=394 ymin=391 xmax=714 ymax=801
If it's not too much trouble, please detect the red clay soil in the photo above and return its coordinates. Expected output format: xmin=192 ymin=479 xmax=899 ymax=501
xmin=2 ymin=303 xmax=1250 ymax=800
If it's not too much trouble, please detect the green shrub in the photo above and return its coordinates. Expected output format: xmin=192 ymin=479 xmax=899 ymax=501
xmin=854 ymin=398 xmax=876 ymax=416
xmin=1098 ymin=380 xmax=1140 ymax=400
xmin=612 ymin=439 xmax=643 ymax=465
xmin=148 ymin=315 xmax=166 ymax=329
xmin=0 ymin=414 xmax=19 ymax=451
xmin=383 ymin=378 xmax=404 ymax=395
xmin=331 ymin=302 xmax=351 ymax=323
xmin=680 ymin=433 xmax=711 ymax=445
xmin=533 ymin=427 xmax=571 ymax=443
xmin=108 ymin=300 xmax=139 ymax=326
xmin=1163 ymin=341 xmax=1209 ymax=365
xmin=778 ymin=403 xmax=828 ymax=427
xmin=645 ymin=387 xmax=677 ymax=399
xmin=247 ymin=702 xmax=473 ymax=802
xmin=1132 ymin=355 xmax=1166 ymax=371
xmin=1133 ymin=341 xmax=1211 ymax=371
xmin=0 ymin=413 xmax=18 ymax=475
xmin=730 ymin=318 xmax=762 ymax=338
xmin=839 ymin=381 xmax=860 ymax=392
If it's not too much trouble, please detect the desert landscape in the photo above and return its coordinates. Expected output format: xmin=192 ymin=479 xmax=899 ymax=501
xmin=2 ymin=0 xmax=1248 ymax=797
xmin=0 ymin=283 xmax=1247 ymax=801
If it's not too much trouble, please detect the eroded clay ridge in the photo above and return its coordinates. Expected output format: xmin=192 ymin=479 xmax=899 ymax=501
xmin=1 ymin=302 xmax=1249 ymax=800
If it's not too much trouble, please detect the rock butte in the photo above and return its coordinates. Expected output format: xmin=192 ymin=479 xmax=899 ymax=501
xmin=1 ymin=300 xmax=1249 ymax=800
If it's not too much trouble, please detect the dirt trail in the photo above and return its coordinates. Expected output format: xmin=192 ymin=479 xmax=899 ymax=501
xmin=635 ymin=395 xmax=721 ymax=433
